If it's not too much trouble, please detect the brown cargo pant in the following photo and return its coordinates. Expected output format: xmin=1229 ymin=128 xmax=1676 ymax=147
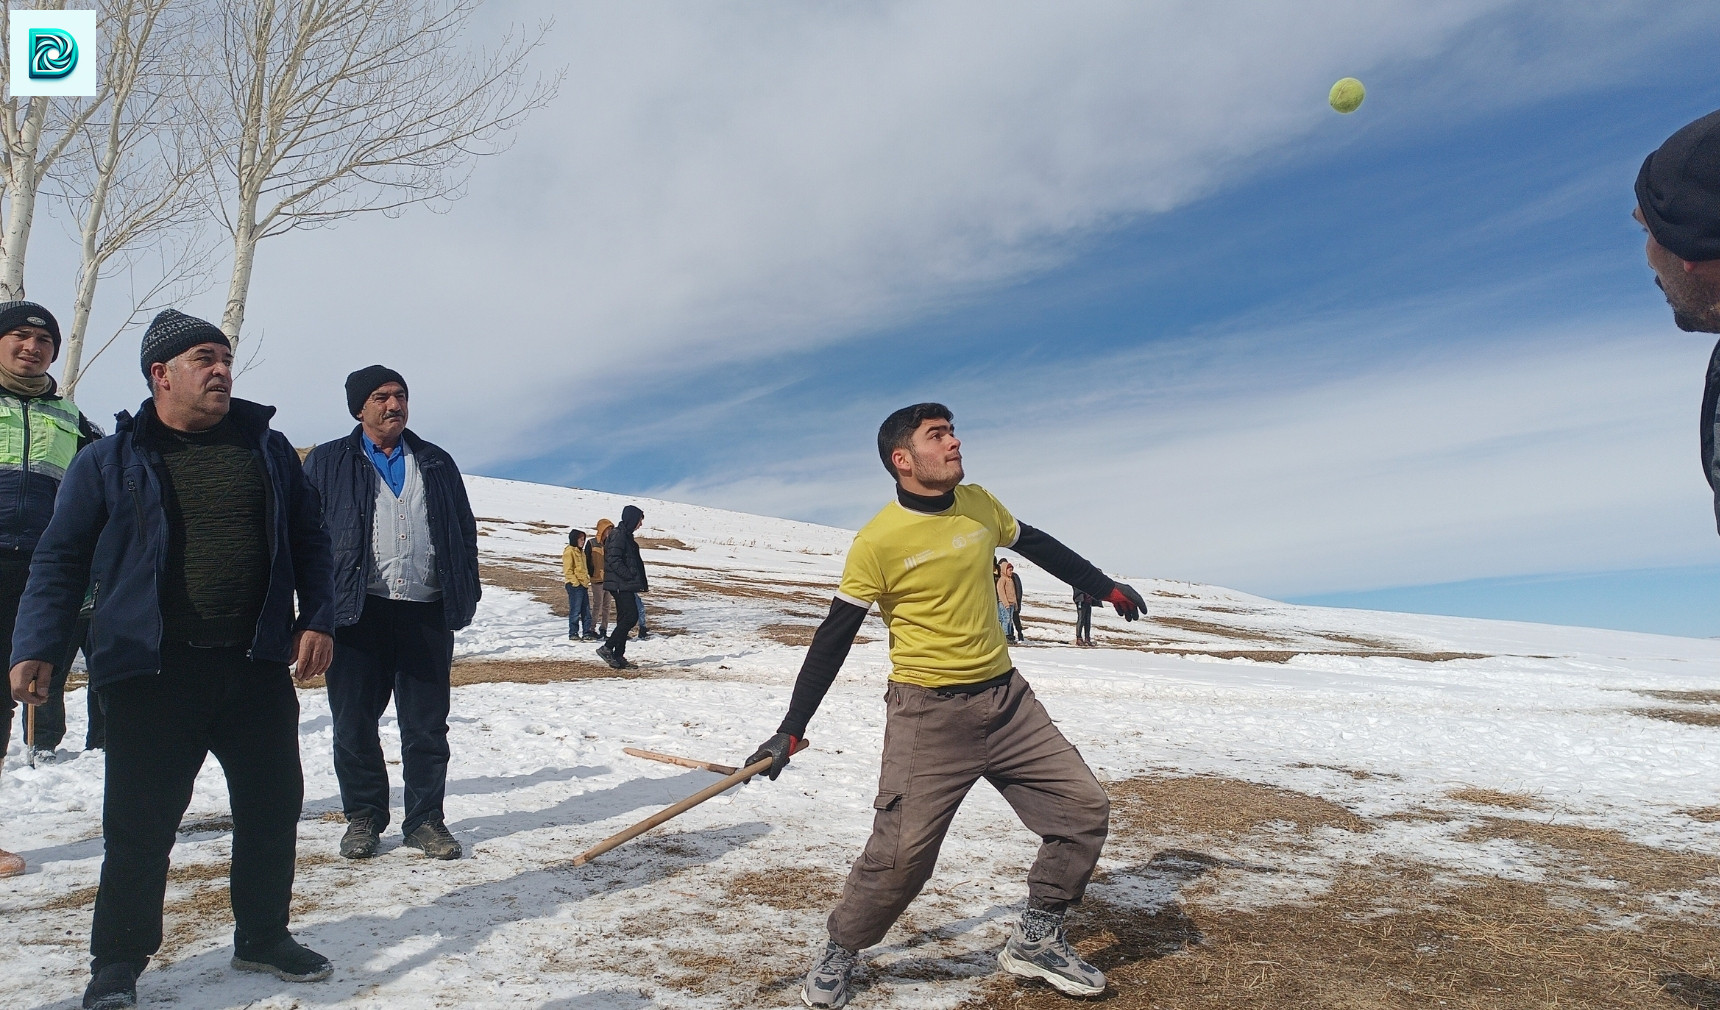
xmin=826 ymin=670 xmax=1110 ymax=952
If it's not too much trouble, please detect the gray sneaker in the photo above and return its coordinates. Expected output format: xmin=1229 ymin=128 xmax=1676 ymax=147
xmin=403 ymin=819 xmax=462 ymax=860
xmin=801 ymin=939 xmax=858 ymax=1008
xmin=997 ymin=909 xmax=1105 ymax=997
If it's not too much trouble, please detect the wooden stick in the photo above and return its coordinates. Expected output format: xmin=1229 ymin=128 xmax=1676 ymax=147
xmin=623 ymin=747 xmax=738 ymax=776
xmin=24 ymin=704 xmax=35 ymax=768
xmin=573 ymin=739 xmax=809 ymax=867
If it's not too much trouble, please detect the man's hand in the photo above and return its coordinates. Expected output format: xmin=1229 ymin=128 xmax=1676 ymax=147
xmin=10 ymin=660 xmax=53 ymax=706
xmin=1106 ymin=583 xmax=1148 ymax=622
xmin=291 ymin=630 xmax=334 ymax=682
xmin=745 ymin=733 xmax=799 ymax=781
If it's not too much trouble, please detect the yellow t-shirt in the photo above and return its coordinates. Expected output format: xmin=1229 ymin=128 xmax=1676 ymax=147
xmin=836 ymin=484 xmax=1020 ymax=688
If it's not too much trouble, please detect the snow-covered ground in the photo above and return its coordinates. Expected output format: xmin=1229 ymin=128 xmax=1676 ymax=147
xmin=4 ymin=474 xmax=1720 ymax=1008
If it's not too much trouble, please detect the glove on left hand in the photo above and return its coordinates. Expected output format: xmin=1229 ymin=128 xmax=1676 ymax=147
xmin=744 ymin=733 xmax=799 ymax=781
xmin=1106 ymin=583 xmax=1148 ymax=621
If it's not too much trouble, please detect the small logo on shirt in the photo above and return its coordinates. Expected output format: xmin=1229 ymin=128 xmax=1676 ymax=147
xmin=902 ymin=549 xmax=936 ymax=570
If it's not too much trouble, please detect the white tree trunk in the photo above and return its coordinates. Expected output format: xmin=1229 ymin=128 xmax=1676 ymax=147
xmin=221 ymin=214 xmax=260 ymax=345
xmin=0 ymin=100 xmax=47 ymax=301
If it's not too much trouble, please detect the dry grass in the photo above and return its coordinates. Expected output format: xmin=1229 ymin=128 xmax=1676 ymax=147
xmin=481 ymin=560 xmax=572 ymax=614
xmin=1634 ymin=708 xmax=1720 ymax=729
xmin=1446 ymin=786 xmax=1543 ymax=810
xmin=1317 ymin=631 xmax=1409 ymax=650
xmin=948 ymin=777 xmax=1720 ymax=1009
xmin=1108 ymin=775 xmax=1370 ymax=839
xmin=759 ymin=622 xmax=818 ymax=647
xmin=1637 ymin=690 xmax=1720 ymax=705
xmin=637 ymin=536 xmax=693 ymax=551
xmin=39 ymin=884 xmax=100 ymax=912
xmin=1459 ymin=816 xmax=1716 ymax=895
xmin=1680 ymin=807 xmax=1720 ymax=824
xmin=1121 ymin=646 xmax=1489 ymax=664
xmin=724 ymin=866 xmax=844 ymax=911
xmin=1149 ymin=615 xmax=1293 ymax=644
xmin=960 ymin=866 xmax=1720 ymax=1009
xmin=449 ymin=659 xmax=652 ymax=685
xmin=1288 ymin=762 xmax=1398 ymax=782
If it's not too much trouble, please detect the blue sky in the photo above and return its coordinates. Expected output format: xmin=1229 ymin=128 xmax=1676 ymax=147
xmin=38 ymin=2 xmax=1720 ymax=637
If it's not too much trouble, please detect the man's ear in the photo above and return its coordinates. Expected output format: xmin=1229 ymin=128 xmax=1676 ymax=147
xmin=891 ymin=446 xmax=912 ymax=479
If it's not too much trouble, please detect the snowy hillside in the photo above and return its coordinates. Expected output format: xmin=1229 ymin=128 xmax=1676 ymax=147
xmin=5 ymin=474 xmax=1720 ymax=1009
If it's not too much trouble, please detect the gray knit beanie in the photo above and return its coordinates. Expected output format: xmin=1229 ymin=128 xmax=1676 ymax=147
xmin=140 ymin=309 xmax=229 ymax=378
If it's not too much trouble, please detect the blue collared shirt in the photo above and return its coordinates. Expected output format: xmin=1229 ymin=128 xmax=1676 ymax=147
xmin=361 ymin=432 xmax=405 ymax=497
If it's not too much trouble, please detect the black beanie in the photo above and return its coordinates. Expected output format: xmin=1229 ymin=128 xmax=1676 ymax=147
xmin=0 ymin=301 xmax=62 ymax=360
xmin=140 ymin=309 xmax=228 ymax=377
xmin=1636 ymin=108 xmax=1720 ymax=263
xmin=345 ymin=364 xmax=408 ymax=418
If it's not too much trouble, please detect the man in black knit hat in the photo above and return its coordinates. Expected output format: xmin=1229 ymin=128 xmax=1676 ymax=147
xmin=0 ymin=300 xmax=100 ymax=879
xmin=10 ymin=308 xmax=336 ymax=1009
xmin=1636 ymin=109 xmax=1720 ymax=533
xmin=304 ymin=366 xmax=480 ymax=862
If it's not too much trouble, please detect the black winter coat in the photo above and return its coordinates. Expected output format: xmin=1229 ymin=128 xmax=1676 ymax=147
xmin=602 ymin=505 xmax=648 ymax=593
xmin=12 ymin=399 xmax=335 ymax=687
xmin=302 ymin=426 xmax=481 ymax=631
xmin=1703 ymin=338 xmax=1720 ymax=535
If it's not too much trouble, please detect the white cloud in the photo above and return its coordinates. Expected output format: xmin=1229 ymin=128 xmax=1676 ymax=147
xmin=56 ymin=0 xmax=1699 ymax=449
xmin=658 ymin=315 xmax=1720 ymax=597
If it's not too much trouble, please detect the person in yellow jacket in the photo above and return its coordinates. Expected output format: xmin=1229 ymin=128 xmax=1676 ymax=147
xmin=588 ymin=517 xmax=613 ymax=637
xmin=562 ymin=529 xmax=595 ymax=640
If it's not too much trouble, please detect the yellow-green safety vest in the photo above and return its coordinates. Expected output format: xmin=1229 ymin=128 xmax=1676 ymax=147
xmin=0 ymin=391 xmax=84 ymax=482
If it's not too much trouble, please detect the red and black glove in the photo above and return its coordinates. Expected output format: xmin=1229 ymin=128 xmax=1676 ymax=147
xmin=1106 ymin=583 xmax=1148 ymax=621
xmin=745 ymin=733 xmax=800 ymax=781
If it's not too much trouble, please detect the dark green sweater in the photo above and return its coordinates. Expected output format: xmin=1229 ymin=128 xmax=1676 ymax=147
xmin=157 ymin=417 xmax=269 ymax=646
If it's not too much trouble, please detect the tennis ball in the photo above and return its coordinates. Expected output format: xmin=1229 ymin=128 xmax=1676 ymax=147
xmin=1329 ymin=77 xmax=1365 ymax=114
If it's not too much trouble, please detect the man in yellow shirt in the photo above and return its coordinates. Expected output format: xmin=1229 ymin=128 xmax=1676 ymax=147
xmin=562 ymin=529 xmax=595 ymax=640
xmin=747 ymin=403 xmax=1148 ymax=1008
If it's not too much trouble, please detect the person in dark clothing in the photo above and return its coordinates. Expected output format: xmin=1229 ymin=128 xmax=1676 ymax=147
xmin=1636 ymin=110 xmax=1720 ymax=529
xmin=745 ymin=403 xmax=1149 ymax=1008
xmin=1073 ymin=588 xmax=1096 ymax=646
xmin=9 ymin=309 xmax=337 ymax=1009
xmin=0 ymin=302 xmax=101 ymax=778
xmin=303 ymin=366 xmax=480 ymax=863
xmin=596 ymin=505 xmax=647 ymax=670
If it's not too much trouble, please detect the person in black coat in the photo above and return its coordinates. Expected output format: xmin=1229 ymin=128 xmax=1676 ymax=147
xmin=10 ymin=310 xmax=338 ymax=1007
xmin=302 ymin=366 xmax=480 ymax=864
xmin=596 ymin=504 xmax=647 ymax=669
xmin=1636 ymin=110 xmax=1720 ymax=532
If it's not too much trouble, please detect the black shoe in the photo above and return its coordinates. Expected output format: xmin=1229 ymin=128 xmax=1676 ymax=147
xmin=83 ymin=962 xmax=141 ymax=1009
xmin=232 ymin=934 xmax=332 ymax=982
xmin=403 ymin=819 xmax=462 ymax=860
xmin=596 ymin=644 xmax=626 ymax=670
xmin=339 ymin=815 xmax=379 ymax=859
xmin=635 ymin=630 xmax=650 ymax=640
xmin=581 ymin=633 xmax=599 ymax=641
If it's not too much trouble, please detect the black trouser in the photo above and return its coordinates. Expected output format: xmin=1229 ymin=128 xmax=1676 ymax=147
xmin=0 ymin=548 xmax=27 ymax=757
xmin=31 ymin=616 xmax=92 ymax=751
xmin=1074 ymin=601 xmax=1092 ymax=643
xmin=327 ymin=595 xmax=453 ymax=837
xmin=605 ymin=590 xmax=640 ymax=659
xmin=93 ymin=645 xmax=303 ymax=970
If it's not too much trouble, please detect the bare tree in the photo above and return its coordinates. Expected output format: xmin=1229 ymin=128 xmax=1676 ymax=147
xmin=199 ymin=0 xmax=559 ymax=345
xmin=56 ymin=0 xmax=216 ymax=395
xmin=0 ymin=1 xmax=111 ymax=301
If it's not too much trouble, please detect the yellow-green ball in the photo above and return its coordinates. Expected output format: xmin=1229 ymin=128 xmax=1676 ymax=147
xmin=1329 ymin=77 xmax=1365 ymax=114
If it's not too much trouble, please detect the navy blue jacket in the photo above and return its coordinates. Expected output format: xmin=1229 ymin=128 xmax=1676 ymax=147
xmin=602 ymin=505 xmax=648 ymax=593
xmin=302 ymin=426 xmax=480 ymax=631
xmin=11 ymin=398 xmax=336 ymax=688
xmin=0 ymin=382 xmax=102 ymax=553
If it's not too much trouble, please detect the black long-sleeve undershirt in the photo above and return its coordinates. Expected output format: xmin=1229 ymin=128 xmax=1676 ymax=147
xmin=775 ymin=511 xmax=1118 ymax=737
